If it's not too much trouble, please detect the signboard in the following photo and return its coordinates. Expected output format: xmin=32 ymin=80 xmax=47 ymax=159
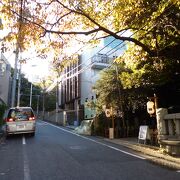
xmin=138 ymin=125 xmax=150 ymax=140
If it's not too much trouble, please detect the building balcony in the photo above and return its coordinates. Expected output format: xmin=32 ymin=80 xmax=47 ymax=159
xmin=91 ymin=54 xmax=113 ymax=69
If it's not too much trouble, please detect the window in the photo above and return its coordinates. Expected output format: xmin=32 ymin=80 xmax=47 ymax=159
xmin=8 ymin=108 xmax=34 ymax=121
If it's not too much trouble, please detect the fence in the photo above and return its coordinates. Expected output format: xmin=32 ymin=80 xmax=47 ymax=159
xmin=41 ymin=109 xmax=84 ymax=126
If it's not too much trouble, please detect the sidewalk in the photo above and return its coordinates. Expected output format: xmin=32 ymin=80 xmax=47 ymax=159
xmin=66 ymin=125 xmax=180 ymax=170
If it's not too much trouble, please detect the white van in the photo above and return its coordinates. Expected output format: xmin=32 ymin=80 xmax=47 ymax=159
xmin=3 ymin=107 xmax=36 ymax=136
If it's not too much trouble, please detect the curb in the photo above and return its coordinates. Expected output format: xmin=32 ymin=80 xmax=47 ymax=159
xmin=104 ymin=139 xmax=180 ymax=170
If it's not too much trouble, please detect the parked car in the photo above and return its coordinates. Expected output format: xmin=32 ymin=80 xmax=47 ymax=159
xmin=3 ymin=107 xmax=36 ymax=136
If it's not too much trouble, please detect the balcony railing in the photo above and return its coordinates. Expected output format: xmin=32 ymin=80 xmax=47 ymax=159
xmin=91 ymin=54 xmax=113 ymax=69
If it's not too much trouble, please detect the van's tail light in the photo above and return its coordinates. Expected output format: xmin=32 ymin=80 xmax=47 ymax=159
xmin=7 ymin=118 xmax=14 ymax=122
xmin=29 ymin=117 xmax=35 ymax=121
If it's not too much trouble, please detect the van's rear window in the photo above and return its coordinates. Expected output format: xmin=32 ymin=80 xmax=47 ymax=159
xmin=8 ymin=108 xmax=34 ymax=121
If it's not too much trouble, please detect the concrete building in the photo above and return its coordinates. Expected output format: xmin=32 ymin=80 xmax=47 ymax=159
xmin=0 ymin=53 xmax=11 ymax=106
xmin=58 ymin=37 xmax=126 ymax=125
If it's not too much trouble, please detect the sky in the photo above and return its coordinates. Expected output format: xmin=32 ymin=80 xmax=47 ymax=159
xmin=1 ymin=28 xmax=50 ymax=82
xmin=0 ymin=16 xmax=52 ymax=83
xmin=0 ymin=24 xmax=85 ymax=83
xmin=3 ymin=49 xmax=50 ymax=82
xmin=0 ymin=7 xmax=132 ymax=84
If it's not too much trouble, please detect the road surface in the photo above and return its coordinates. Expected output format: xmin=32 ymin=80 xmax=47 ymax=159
xmin=0 ymin=120 xmax=179 ymax=180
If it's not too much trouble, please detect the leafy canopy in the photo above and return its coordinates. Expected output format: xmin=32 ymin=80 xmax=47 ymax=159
xmin=1 ymin=0 xmax=179 ymax=60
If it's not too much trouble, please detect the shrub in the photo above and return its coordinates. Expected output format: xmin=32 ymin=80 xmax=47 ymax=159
xmin=0 ymin=104 xmax=7 ymax=126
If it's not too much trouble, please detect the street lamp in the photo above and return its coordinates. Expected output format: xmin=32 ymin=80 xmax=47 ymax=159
xmin=29 ymin=82 xmax=33 ymax=107
xmin=11 ymin=48 xmax=19 ymax=107
xmin=36 ymin=95 xmax=40 ymax=117
xmin=56 ymin=78 xmax=59 ymax=124
xmin=17 ymin=59 xmax=26 ymax=107
xmin=41 ymin=79 xmax=46 ymax=120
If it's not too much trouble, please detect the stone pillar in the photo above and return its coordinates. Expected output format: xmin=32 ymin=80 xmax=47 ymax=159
xmin=156 ymin=108 xmax=168 ymax=140
xmin=175 ymin=120 xmax=180 ymax=136
xmin=168 ymin=120 xmax=174 ymax=136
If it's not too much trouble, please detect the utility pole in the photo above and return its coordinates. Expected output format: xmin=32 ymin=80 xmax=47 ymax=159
xmin=42 ymin=89 xmax=45 ymax=120
xmin=29 ymin=65 xmax=37 ymax=107
xmin=11 ymin=0 xmax=23 ymax=107
xmin=29 ymin=82 xmax=33 ymax=107
xmin=36 ymin=95 xmax=40 ymax=117
xmin=42 ymin=79 xmax=46 ymax=120
xmin=55 ymin=78 xmax=59 ymax=124
xmin=11 ymin=47 xmax=19 ymax=107
xmin=17 ymin=62 xmax=22 ymax=107
xmin=17 ymin=59 xmax=26 ymax=107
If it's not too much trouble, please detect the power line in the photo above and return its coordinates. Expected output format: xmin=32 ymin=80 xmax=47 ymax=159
xmin=57 ymin=29 xmax=128 ymax=79
xmin=47 ymin=1 xmax=172 ymax=92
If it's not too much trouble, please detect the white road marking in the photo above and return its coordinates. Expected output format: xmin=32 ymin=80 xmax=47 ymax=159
xmin=23 ymin=149 xmax=31 ymax=180
xmin=177 ymin=170 xmax=180 ymax=173
xmin=22 ymin=135 xmax=26 ymax=145
xmin=42 ymin=121 xmax=145 ymax=160
xmin=22 ymin=135 xmax=31 ymax=180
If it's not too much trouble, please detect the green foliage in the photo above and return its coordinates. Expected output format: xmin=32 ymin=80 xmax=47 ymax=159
xmin=93 ymin=66 xmax=121 ymax=114
xmin=93 ymin=61 xmax=154 ymax=116
xmin=92 ymin=113 xmax=109 ymax=136
xmin=19 ymin=74 xmax=41 ymax=108
xmin=44 ymin=90 xmax=56 ymax=112
xmin=116 ymin=42 xmax=180 ymax=93
xmin=20 ymin=75 xmax=56 ymax=112
xmin=93 ymin=62 xmax=147 ymax=114
xmin=1 ymin=0 xmax=180 ymax=117
xmin=0 ymin=103 xmax=7 ymax=126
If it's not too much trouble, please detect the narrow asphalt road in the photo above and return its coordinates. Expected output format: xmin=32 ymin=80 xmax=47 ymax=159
xmin=0 ymin=120 xmax=179 ymax=180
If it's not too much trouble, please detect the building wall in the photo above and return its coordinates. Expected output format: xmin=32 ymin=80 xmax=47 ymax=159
xmin=58 ymin=37 xmax=125 ymax=121
xmin=80 ymin=40 xmax=125 ymax=105
xmin=59 ymin=57 xmax=80 ymax=109
xmin=0 ymin=53 xmax=11 ymax=105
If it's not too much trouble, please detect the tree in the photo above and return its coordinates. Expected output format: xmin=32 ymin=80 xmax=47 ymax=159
xmin=17 ymin=73 xmax=42 ymax=109
xmin=0 ymin=0 xmax=65 ymax=63
xmin=116 ymin=41 xmax=180 ymax=108
xmin=1 ymin=0 xmax=179 ymax=115
xmin=1 ymin=0 xmax=179 ymax=60
xmin=93 ymin=63 xmax=151 ymax=137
